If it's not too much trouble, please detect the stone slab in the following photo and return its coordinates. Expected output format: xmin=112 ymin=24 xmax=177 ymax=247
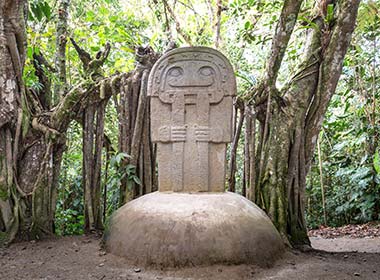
xmin=148 ymin=47 xmax=236 ymax=192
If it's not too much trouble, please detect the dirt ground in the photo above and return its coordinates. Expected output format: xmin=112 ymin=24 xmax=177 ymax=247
xmin=1 ymin=234 xmax=379 ymax=280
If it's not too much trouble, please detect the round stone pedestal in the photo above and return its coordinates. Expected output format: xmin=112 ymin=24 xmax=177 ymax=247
xmin=105 ymin=192 xmax=284 ymax=267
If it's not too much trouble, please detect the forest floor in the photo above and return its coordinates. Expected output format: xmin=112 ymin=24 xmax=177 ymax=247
xmin=1 ymin=223 xmax=380 ymax=280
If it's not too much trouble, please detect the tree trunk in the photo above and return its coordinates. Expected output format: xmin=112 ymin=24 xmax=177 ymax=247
xmin=0 ymin=0 xmax=122 ymax=244
xmin=0 ymin=0 xmax=63 ymax=243
xmin=246 ymin=0 xmax=361 ymax=246
xmin=228 ymin=103 xmax=244 ymax=192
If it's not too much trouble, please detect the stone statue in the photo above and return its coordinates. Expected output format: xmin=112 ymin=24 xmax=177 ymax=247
xmin=106 ymin=47 xmax=284 ymax=267
xmin=148 ymin=47 xmax=236 ymax=192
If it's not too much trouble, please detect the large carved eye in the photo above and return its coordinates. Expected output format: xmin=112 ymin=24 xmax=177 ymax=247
xmin=199 ymin=66 xmax=214 ymax=76
xmin=168 ymin=67 xmax=183 ymax=77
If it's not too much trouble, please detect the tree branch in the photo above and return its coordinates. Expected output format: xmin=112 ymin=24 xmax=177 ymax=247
xmin=214 ymin=0 xmax=222 ymax=48
xmin=130 ymin=69 xmax=149 ymax=166
xmin=51 ymin=41 xmax=116 ymax=131
xmin=55 ymin=0 xmax=70 ymax=100
xmin=250 ymin=0 xmax=303 ymax=109
xmin=264 ymin=0 xmax=303 ymax=87
xmin=33 ymin=52 xmax=52 ymax=109
xmin=305 ymin=0 xmax=361 ymax=165
xmin=162 ymin=0 xmax=193 ymax=45
xmin=70 ymin=37 xmax=92 ymax=69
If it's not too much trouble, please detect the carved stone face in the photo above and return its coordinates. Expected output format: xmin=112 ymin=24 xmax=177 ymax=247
xmin=165 ymin=62 xmax=217 ymax=89
xmin=159 ymin=61 xmax=221 ymax=104
xmin=148 ymin=47 xmax=236 ymax=105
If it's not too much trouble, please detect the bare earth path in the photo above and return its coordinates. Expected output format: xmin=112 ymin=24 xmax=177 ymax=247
xmin=1 ymin=234 xmax=379 ymax=280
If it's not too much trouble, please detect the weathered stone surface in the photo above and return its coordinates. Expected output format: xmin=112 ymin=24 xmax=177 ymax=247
xmin=106 ymin=47 xmax=285 ymax=267
xmin=148 ymin=47 xmax=235 ymax=192
xmin=105 ymin=191 xmax=285 ymax=267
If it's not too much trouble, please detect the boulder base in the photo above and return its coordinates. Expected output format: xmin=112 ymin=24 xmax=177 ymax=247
xmin=105 ymin=191 xmax=284 ymax=267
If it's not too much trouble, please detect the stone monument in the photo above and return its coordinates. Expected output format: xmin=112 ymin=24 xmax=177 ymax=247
xmin=149 ymin=47 xmax=234 ymax=192
xmin=105 ymin=47 xmax=284 ymax=267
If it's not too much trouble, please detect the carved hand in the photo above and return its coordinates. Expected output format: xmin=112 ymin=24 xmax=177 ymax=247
xmin=195 ymin=126 xmax=210 ymax=142
xmin=195 ymin=126 xmax=224 ymax=143
xmin=171 ymin=126 xmax=187 ymax=142
xmin=158 ymin=126 xmax=171 ymax=142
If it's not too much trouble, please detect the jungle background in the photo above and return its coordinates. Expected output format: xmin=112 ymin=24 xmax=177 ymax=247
xmin=0 ymin=0 xmax=378 ymax=245
xmin=1 ymin=0 xmax=380 ymax=279
xmin=45 ymin=0 xmax=379 ymax=236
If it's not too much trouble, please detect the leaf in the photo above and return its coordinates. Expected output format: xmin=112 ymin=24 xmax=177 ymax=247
xmin=375 ymin=175 xmax=380 ymax=185
xmin=244 ymin=21 xmax=251 ymax=30
xmin=149 ymin=32 xmax=159 ymax=48
xmin=34 ymin=46 xmax=40 ymax=55
xmin=109 ymin=15 xmax=118 ymax=23
xmin=28 ymin=9 xmax=35 ymax=21
xmin=31 ymin=2 xmax=43 ymax=22
xmin=110 ymin=156 xmax=117 ymax=167
xmin=125 ymin=164 xmax=136 ymax=174
xmin=374 ymin=150 xmax=380 ymax=175
xmin=132 ymin=176 xmax=141 ymax=185
xmin=27 ymin=46 xmax=34 ymax=59
xmin=90 ymin=46 xmax=100 ymax=52
xmin=354 ymin=134 xmax=366 ymax=145
xmin=236 ymin=70 xmax=256 ymax=85
xmin=360 ymin=154 xmax=368 ymax=165
xmin=120 ymin=152 xmax=132 ymax=159
xmin=86 ymin=11 xmax=95 ymax=21
xmin=325 ymin=4 xmax=334 ymax=23
xmin=112 ymin=152 xmax=131 ymax=166
xmin=41 ymin=1 xmax=51 ymax=21
xmin=333 ymin=141 xmax=347 ymax=151
xmin=298 ymin=16 xmax=320 ymax=32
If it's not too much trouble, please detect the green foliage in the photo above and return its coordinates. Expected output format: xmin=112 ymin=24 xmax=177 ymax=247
xmin=25 ymin=0 xmax=150 ymax=234
xmin=306 ymin=93 xmax=379 ymax=227
xmin=374 ymin=150 xmax=380 ymax=175
xmin=23 ymin=0 xmax=149 ymax=93
xmin=55 ymin=207 xmax=85 ymax=236
xmin=55 ymin=173 xmax=84 ymax=236
xmin=306 ymin=1 xmax=380 ymax=227
xmin=109 ymin=153 xmax=141 ymax=187
xmin=325 ymin=4 xmax=335 ymax=24
xmin=55 ymin=123 xmax=84 ymax=236
xmin=103 ymin=152 xmax=141 ymax=217
xmin=29 ymin=0 xmax=52 ymax=22
xmin=23 ymin=0 xmax=376 ymax=235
